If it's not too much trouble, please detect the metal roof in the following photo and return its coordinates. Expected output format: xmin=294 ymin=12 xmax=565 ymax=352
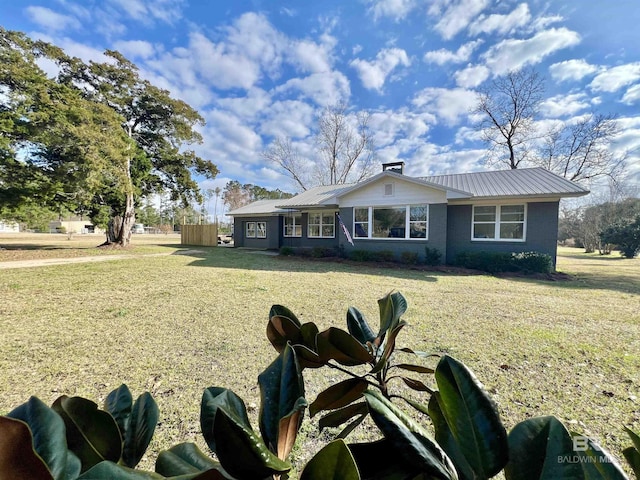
xmin=226 ymin=199 xmax=288 ymax=216
xmin=275 ymin=183 xmax=355 ymax=208
xmin=420 ymin=167 xmax=589 ymax=198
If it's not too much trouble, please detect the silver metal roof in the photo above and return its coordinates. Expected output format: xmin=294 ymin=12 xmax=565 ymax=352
xmin=275 ymin=183 xmax=355 ymax=208
xmin=226 ymin=199 xmax=288 ymax=216
xmin=420 ymin=167 xmax=589 ymax=198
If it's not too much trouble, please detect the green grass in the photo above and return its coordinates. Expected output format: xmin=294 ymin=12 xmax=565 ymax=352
xmin=0 ymin=238 xmax=638 ymax=472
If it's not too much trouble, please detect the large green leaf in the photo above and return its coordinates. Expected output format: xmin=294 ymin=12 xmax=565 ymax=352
xmin=8 ymin=396 xmax=81 ymax=480
xmin=104 ymin=384 xmax=133 ymax=439
xmin=376 ymin=291 xmax=407 ymax=339
xmin=570 ymin=433 xmax=628 ymax=480
xmin=0 ymin=416 xmax=53 ymax=480
xmin=623 ymin=447 xmax=640 ymax=477
xmin=267 ymin=315 xmax=303 ymax=353
xmin=369 ymin=322 xmax=406 ymax=375
xmin=51 ymin=395 xmax=122 ymax=473
xmin=504 ymin=416 xmax=582 ymax=480
xmin=212 ymin=408 xmax=291 ymax=479
xmin=319 ymin=402 xmax=369 ymax=432
xmin=433 ymin=355 xmax=508 ymax=478
xmin=310 ymin=378 xmax=369 ymax=417
xmin=624 ymin=426 xmax=640 ymax=454
xmin=348 ymin=439 xmax=424 ymax=479
xmin=122 ymin=392 xmax=159 ymax=468
xmin=257 ymin=343 xmax=307 ymax=459
xmin=200 ymin=387 xmax=250 ymax=454
xmin=363 ymin=390 xmax=458 ymax=480
xmin=269 ymin=305 xmax=302 ymax=327
xmin=346 ymin=306 xmax=376 ymax=345
xmin=77 ymin=460 xmax=163 ymax=479
xmin=300 ymin=439 xmax=360 ymax=480
xmin=155 ymin=443 xmax=228 ymax=478
xmin=317 ymin=328 xmax=374 ymax=366
xmin=295 ymin=323 xmax=325 ymax=369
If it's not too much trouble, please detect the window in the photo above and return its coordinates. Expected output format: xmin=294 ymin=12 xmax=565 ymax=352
xmin=353 ymin=205 xmax=428 ymax=240
xmin=308 ymin=212 xmax=335 ymax=238
xmin=246 ymin=222 xmax=256 ymax=238
xmin=284 ymin=215 xmax=302 ymax=237
xmin=472 ymin=204 xmax=526 ymax=241
xmin=256 ymin=222 xmax=267 ymax=238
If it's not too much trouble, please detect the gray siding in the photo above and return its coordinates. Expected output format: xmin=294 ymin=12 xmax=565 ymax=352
xmin=445 ymin=201 xmax=560 ymax=265
xmin=337 ymin=204 xmax=447 ymax=262
xmin=234 ymin=216 xmax=280 ymax=249
xmin=279 ymin=213 xmax=339 ymax=250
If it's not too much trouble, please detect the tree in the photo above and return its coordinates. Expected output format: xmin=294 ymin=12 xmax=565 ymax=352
xmin=475 ymin=67 xmax=626 ymax=184
xmin=222 ymin=181 xmax=293 ymax=211
xmin=601 ymin=215 xmax=640 ymax=258
xmin=475 ymin=67 xmax=544 ymax=169
xmin=263 ymin=102 xmax=375 ymax=190
xmin=0 ymin=29 xmax=218 ymax=247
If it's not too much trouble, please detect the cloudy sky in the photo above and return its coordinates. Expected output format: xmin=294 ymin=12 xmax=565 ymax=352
xmin=3 ymin=0 xmax=640 ymax=204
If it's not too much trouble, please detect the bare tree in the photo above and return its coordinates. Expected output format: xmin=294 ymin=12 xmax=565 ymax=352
xmin=475 ymin=67 xmax=545 ymax=169
xmin=263 ymin=102 xmax=376 ymax=190
xmin=539 ymin=113 xmax=626 ymax=185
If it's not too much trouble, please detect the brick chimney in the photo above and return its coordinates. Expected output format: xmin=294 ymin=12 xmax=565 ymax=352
xmin=382 ymin=161 xmax=405 ymax=174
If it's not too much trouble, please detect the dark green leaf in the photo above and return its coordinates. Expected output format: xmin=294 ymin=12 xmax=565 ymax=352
xmin=104 ymin=385 xmax=133 ymax=439
xmin=398 ymin=348 xmax=440 ymax=360
xmin=504 ymin=416 xmax=582 ymax=480
xmin=570 ymin=433 xmax=628 ymax=480
xmin=377 ymin=291 xmax=407 ymax=339
xmin=270 ymin=305 xmax=302 ymax=327
xmin=155 ymin=443 xmax=227 ymax=478
xmin=319 ymin=402 xmax=368 ymax=432
xmin=318 ymin=328 xmax=374 ymax=366
xmin=346 ymin=306 xmax=376 ymax=345
xmin=401 ymin=377 xmax=434 ymax=393
xmin=300 ymin=439 xmax=360 ymax=480
xmin=8 ymin=396 xmax=81 ymax=480
xmin=624 ymin=426 xmax=640 ymax=454
xmin=348 ymin=439 xmax=424 ymax=480
xmin=77 ymin=460 xmax=163 ymax=479
xmin=267 ymin=315 xmax=303 ymax=353
xmin=428 ymin=394 xmax=475 ymax=480
xmin=51 ymin=396 xmax=122 ymax=473
xmin=433 ymin=355 xmax=508 ymax=478
xmin=623 ymin=447 xmax=640 ymax=478
xmin=213 ymin=408 xmax=290 ymax=479
xmin=310 ymin=378 xmax=368 ymax=417
xmin=122 ymin=393 xmax=159 ymax=468
xmin=200 ymin=387 xmax=250 ymax=454
xmin=369 ymin=322 xmax=406 ymax=375
xmin=396 ymin=364 xmax=435 ymax=374
xmin=363 ymin=389 xmax=457 ymax=480
xmin=337 ymin=414 xmax=367 ymax=440
xmin=0 ymin=416 xmax=54 ymax=480
xmin=258 ymin=343 xmax=306 ymax=457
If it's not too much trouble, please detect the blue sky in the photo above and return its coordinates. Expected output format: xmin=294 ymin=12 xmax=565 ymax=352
xmin=2 ymin=0 xmax=640 ymax=204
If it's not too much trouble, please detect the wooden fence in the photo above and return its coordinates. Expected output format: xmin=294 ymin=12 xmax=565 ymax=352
xmin=180 ymin=224 xmax=218 ymax=246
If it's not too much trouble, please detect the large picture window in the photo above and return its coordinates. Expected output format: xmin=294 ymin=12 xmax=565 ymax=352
xmin=308 ymin=212 xmax=335 ymax=238
xmin=472 ymin=204 xmax=525 ymax=241
xmin=284 ymin=215 xmax=302 ymax=237
xmin=246 ymin=221 xmax=267 ymax=238
xmin=353 ymin=205 xmax=428 ymax=240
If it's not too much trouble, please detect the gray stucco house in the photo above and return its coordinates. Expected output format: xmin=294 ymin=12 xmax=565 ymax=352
xmin=227 ymin=164 xmax=589 ymax=265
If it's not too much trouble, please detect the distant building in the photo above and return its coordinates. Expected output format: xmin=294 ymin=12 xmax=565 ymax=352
xmin=0 ymin=220 xmax=20 ymax=233
xmin=49 ymin=217 xmax=104 ymax=234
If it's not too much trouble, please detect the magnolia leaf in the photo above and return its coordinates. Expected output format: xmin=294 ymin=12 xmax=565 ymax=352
xmin=377 ymin=291 xmax=407 ymax=339
xmin=155 ymin=442 xmax=227 ymax=478
xmin=569 ymin=433 xmax=628 ymax=479
xmin=623 ymin=447 xmax=640 ymax=478
xmin=267 ymin=315 xmax=302 ymax=353
xmin=269 ymin=305 xmax=301 ymax=327
xmin=395 ymin=363 xmax=435 ymax=374
xmin=401 ymin=377 xmax=434 ymax=393
xmin=310 ymin=378 xmax=368 ymax=417
xmin=317 ymin=328 xmax=374 ymax=366
xmin=104 ymin=385 xmax=133 ymax=438
xmin=346 ymin=306 xmax=376 ymax=345
xmin=369 ymin=322 xmax=406 ymax=375
xmin=319 ymin=402 xmax=368 ymax=432
xmin=122 ymin=392 xmax=159 ymax=468
xmin=300 ymin=439 xmax=359 ymax=480
xmin=0 ymin=416 xmax=53 ymax=480
xmin=200 ymin=387 xmax=250 ymax=455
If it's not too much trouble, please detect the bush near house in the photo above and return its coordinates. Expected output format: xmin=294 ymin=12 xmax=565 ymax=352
xmin=600 ymin=216 xmax=640 ymax=258
xmin=455 ymin=251 xmax=553 ymax=274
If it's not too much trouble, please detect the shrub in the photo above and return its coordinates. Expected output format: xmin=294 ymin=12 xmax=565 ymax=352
xmin=279 ymin=246 xmax=294 ymax=256
xmin=373 ymin=250 xmax=396 ymax=262
xmin=310 ymin=246 xmax=338 ymax=258
xmin=349 ymin=249 xmax=373 ymax=261
xmin=424 ymin=247 xmax=442 ymax=266
xmin=399 ymin=251 xmax=419 ymax=265
xmin=600 ymin=215 xmax=640 ymax=258
xmin=511 ymin=251 xmax=553 ymax=273
xmin=455 ymin=251 xmax=552 ymax=274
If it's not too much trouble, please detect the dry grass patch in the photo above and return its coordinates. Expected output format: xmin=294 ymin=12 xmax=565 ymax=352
xmin=0 ymin=240 xmax=638 ymax=471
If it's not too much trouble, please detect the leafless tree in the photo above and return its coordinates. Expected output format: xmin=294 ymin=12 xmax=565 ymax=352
xmin=474 ymin=67 xmax=545 ymax=169
xmin=539 ymin=113 xmax=626 ymax=185
xmin=263 ymin=102 xmax=376 ymax=190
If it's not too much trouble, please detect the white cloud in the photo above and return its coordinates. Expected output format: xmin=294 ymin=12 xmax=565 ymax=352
xmin=366 ymin=0 xmax=419 ymax=21
xmin=539 ymin=93 xmax=590 ymax=118
xmin=290 ymin=38 xmax=334 ymax=74
xmin=107 ymin=0 xmax=185 ymax=25
xmin=590 ymin=62 xmax=640 ymax=93
xmin=25 ymin=6 xmax=81 ymax=32
xmin=454 ymin=64 xmax=490 ymax=88
xmin=428 ymin=0 xmax=490 ymax=40
xmin=549 ymin=59 xmax=599 ymax=82
xmin=469 ymin=3 xmax=530 ymax=37
xmin=113 ymin=40 xmax=157 ymax=59
xmin=216 ymin=88 xmax=272 ymax=121
xmin=424 ymin=40 xmax=483 ymax=65
xmin=483 ymin=27 xmax=581 ymax=75
xmin=622 ymin=84 xmax=640 ymax=105
xmin=350 ymin=47 xmax=410 ymax=92
xmin=412 ymin=87 xmax=477 ymax=126
xmin=369 ymin=109 xmax=434 ymax=147
xmin=259 ymin=100 xmax=315 ymax=139
xmin=275 ymin=71 xmax=351 ymax=106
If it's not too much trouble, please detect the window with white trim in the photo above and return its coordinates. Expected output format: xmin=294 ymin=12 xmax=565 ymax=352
xmin=353 ymin=205 xmax=428 ymax=240
xmin=308 ymin=212 xmax=335 ymax=238
xmin=284 ymin=215 xmax=302 ymax=237
xmin=246 ymin=222 xmax=256 ymax=238
xmin=472 ymin=204 xmax=526 ymax=241
xmin=256 ymin=222 xmax=267 ymax=238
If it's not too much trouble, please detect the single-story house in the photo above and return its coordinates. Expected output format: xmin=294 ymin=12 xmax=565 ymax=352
xmin=0 ymin=220 xmax=20 ymax=233
xmin=227 ymin=164 xmax=589 ymax=265
xmin=49 ymin=218 xmax=104 ymax=234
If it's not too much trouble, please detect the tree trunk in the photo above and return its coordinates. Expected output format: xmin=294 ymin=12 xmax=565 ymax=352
xmin=109 ymin=191 xmax=135 ymax=247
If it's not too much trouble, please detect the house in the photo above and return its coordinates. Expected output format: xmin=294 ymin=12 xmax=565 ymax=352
xmin=49 ymin=217 xmax=104 ymax=235
xmin=227 ymin=164 xmax=589 ymax=265
xmin=0 ymin=220 xmax=20 ymax=233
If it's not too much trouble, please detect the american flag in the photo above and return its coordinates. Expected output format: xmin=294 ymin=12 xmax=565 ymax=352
xmin=336 ymin=213 xmax=354 ymax=246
